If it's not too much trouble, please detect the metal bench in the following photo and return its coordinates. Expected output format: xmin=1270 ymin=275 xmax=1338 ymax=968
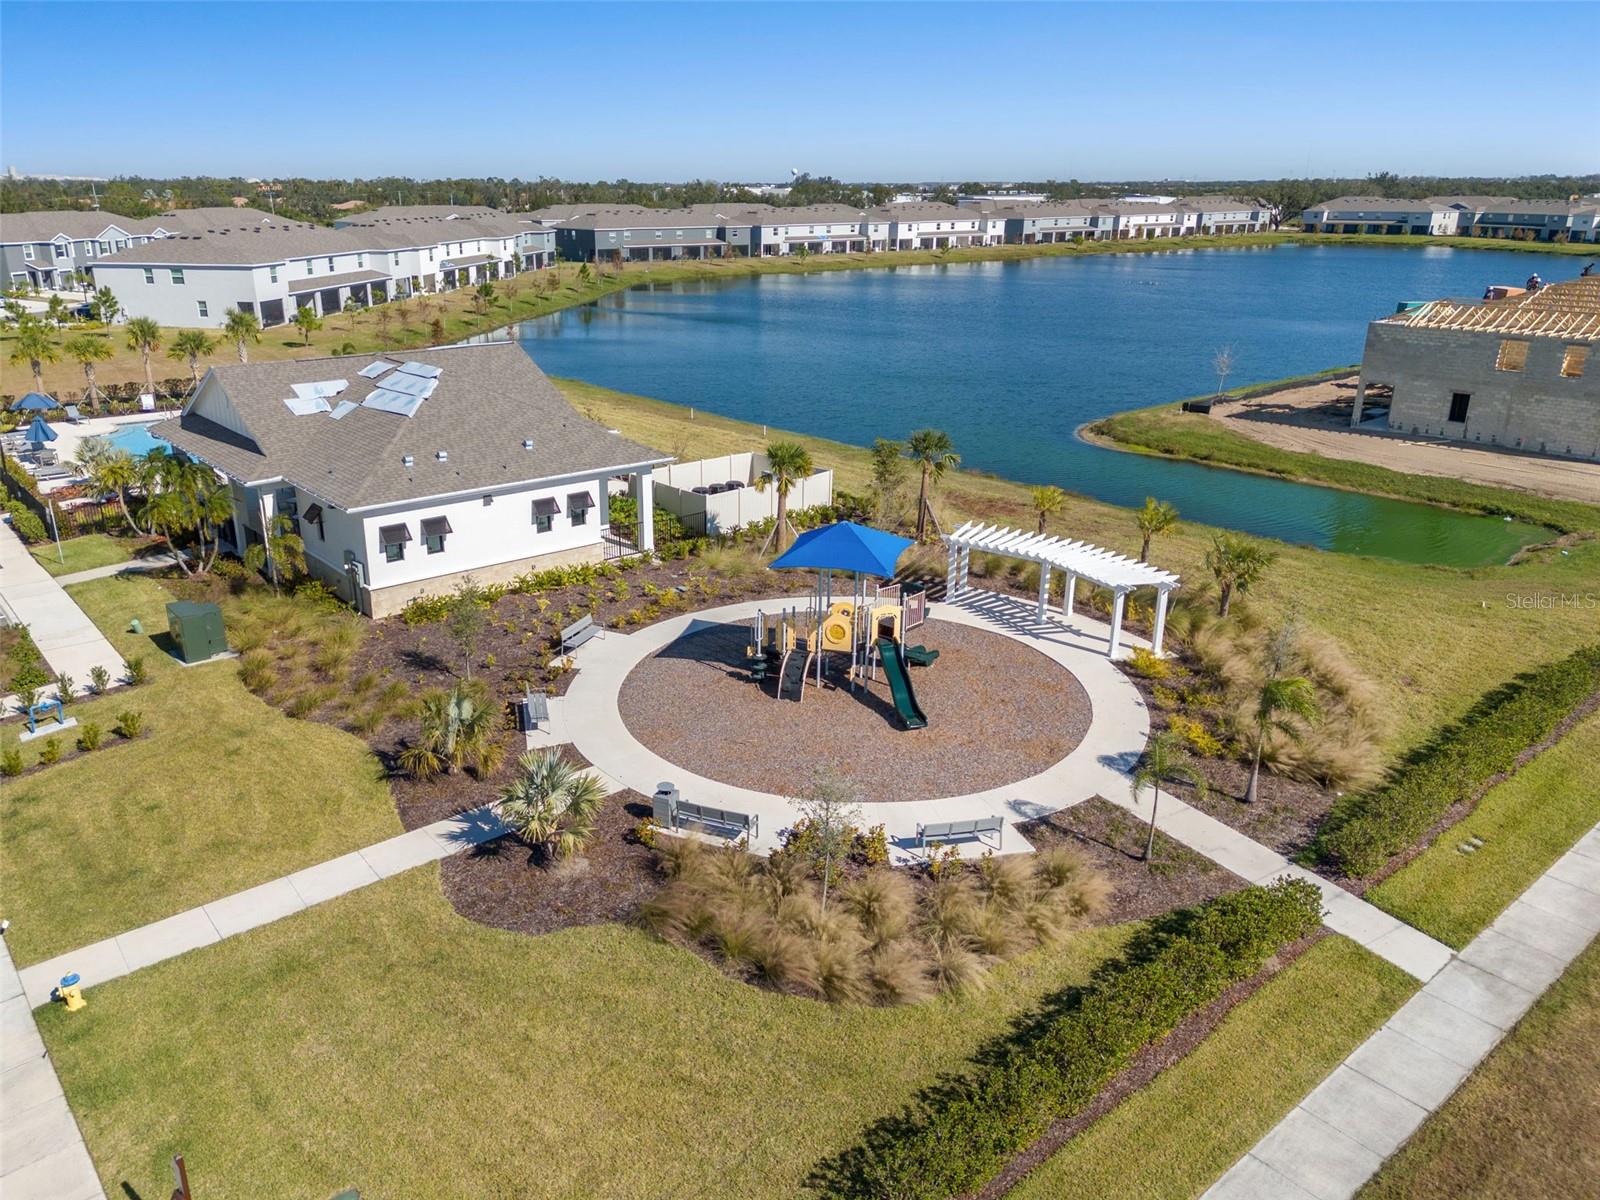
xmin=916 ymin=816 xmax=1003 ymax=852
xmin=560 ymin=614 xmax=599 ymax=654
xmin=514 ymin=691 xmax=551 ymax=732
xmin=653 ymin=784 xmax=758 ymax=841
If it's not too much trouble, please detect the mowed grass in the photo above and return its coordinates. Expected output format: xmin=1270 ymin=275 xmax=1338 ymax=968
xmin=27 ymin=531 xmax=138 ymax=577
xmin=0 ymin=573 xmax=399 ymax=966
xmin=1358 ymin=937 xmax=1600 ymax=1200
xmin=557 ymin=376 xmax=1600 ymax=759
xmin=1009 ymin=936 xmax=1416 ymax=1200
xmin=36 ymin=864 xmax=1133 ymax=1200
xmin=1367 ymin=713 xmax=1600 ymax=947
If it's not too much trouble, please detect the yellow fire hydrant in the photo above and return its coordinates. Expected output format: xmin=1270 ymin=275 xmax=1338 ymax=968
xmin=53 ymin=972 xmax=86 ymax=1012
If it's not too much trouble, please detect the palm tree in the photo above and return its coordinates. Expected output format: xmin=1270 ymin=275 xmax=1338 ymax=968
xmin=8 ymin=318 xmax=59 ymax=392
xmin=755 ymin=440 xmax=814 ymax=552
xmin=167 ymin=329 xmax=217 ymax=389
xmin=398 ymin=680 xmax=503 ymax=780
xmin=1135 ymin=497 xmax=1180 ymax=563
xmin=90 ymin=450 xmax=143 ymax=533
xmin=1244 ymin=675 xmax=1319 ymax=804
xmin=142 ymin=459 xmax=234 ymax=574
xmin=291 ymin=305 xmax=321 ymax=347
xmin=1131 ymin=732 xmax=1208 ymax=863
xmin=221 ymin=308 xmax=261 ymax=363
xmin=906 ymin=429 xmax=959 ymax=542
xmin=124 ymin=317 xmax=162 ymax=397
xmin=63 ymin=334 xmax=113 ymax=410
xmin=1205 ymin=532 xmax=1277 ymax=617
xmin=243 ymin=512 xmax=305 ymax=593
xmin=1031 ymin=485 xmax=1065 ymax=535
xmin=499 ymin=748 xmax=608 ymax=862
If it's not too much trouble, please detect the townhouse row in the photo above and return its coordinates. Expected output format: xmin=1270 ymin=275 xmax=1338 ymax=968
xmin=1300 ymin=195 xmax=1600 ymax=243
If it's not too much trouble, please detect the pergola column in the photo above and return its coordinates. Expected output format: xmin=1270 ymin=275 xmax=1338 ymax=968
xmin=1062 ymin=572 xmax=1077 ymax=619
xmin=632 ymin=470 xmax=655 ymax=552
xmin=1036 ymin=563 xmax=1051 ymax=618
xmin=958 ymin=547 xmax=970 ymax=594
xmin=1108 ymin=589 xmax=1126 ymax=658
xmin=945 ymin=541 xmax=959 ymax=598
xmin=1153 ymin=588 xmax=1171 ymax=657
xmin=1351 ymin=381 xmax=1366 ymax=427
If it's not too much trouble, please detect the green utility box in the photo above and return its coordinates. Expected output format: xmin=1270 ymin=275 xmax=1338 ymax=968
xmin=166 ymin=600 xmax=229 ymax=664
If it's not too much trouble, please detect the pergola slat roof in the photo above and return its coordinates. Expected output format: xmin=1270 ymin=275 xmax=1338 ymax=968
xmin=947 ymin=522 xmax=1180 ymax=591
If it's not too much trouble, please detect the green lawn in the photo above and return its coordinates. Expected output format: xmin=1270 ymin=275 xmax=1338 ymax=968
xmin=0 ymin=573 xmax=400 ymax=966
xmin=36 ymin=864 xmax=1133 ymax=1200
xmin=1009 ymin=936 xmax=1417 ymax=1200
xmin=1359 ymin=938 xmax=1600 ymax=1200
xmin=27 ymin=532 xmax=140 ymax=578
xmin=1366 ymin=713 xmax=1600 ymax=947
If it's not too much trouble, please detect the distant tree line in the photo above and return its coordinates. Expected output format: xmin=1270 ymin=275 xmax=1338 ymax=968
xmin=3 ymin=171 xmax=1594 ymax=225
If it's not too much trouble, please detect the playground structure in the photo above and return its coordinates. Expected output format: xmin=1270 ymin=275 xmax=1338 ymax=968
xmin=748 ymin=522 xmax=934 ymax=729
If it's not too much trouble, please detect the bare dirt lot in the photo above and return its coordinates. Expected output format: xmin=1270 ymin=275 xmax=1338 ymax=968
xmin=1216 ymin=376 xmax=1600 ymax=505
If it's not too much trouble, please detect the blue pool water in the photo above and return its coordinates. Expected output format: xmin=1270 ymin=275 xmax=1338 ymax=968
xmin=508 ymin=243 xmax=1575 ymax=565
xmin=106 ymin=422 xmax=166 ymax=457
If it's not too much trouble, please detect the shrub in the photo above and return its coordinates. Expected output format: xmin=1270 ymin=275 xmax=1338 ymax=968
xmin=1168 ymin=713 xmax=1224 ymax=758
xmin=1317 ymin=643 xmax=1600 ymax=877
xmin=88 ymin=665 xmax=111 ymax=695
xmin=812 ymin=880 xmax=1323 ymax=1198
xmin=38 ymin=737 xmax=62 ymax=765
xmin=124 ymin=656 xmax=149 ymax=686
xmin=5 ymin=501 xmax=47 ymax=543
xmin=11 ymin=662 xmax=49 ymax=692
xmin=1128 ymin=646 xmax=1171 ymax=679
xmin=0 ymin=747 xmax=21 ymax=777
xmin=54 ymin=673 xmax=75 ymax=706
xmin=76 ymin=722 xmax=103 ymax=752
xmin=114 ymin=710 xmax=145 ymax=739
xmin=631 ymin=818 xmax=660 ymax=849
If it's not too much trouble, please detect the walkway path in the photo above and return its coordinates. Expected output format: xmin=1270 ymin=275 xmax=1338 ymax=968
xmin=2 ymin=935 xmax=105 ymax=1200
xmin=1202 ymin=820 xmax=1600 ymax=1200
xmin=54 ymin=551 xmax=183 ymax=587
xmin=0 ymin=521 xmax=124 ymax=712
xmin=15 ymin=804 xmax=507 ymax=1010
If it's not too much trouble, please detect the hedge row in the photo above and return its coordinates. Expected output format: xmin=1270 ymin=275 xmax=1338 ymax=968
xmin=812 ymin=880 xmax=1324 ymax=1200
xmin=1317 ymin=643 xmax=1600 ymax=878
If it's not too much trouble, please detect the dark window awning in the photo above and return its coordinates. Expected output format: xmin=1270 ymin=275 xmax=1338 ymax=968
xmin=420 ymin=515 xmax=452 ymax=538
xmin=378 ymin=523 xmax=411 ymax=545
xmin=303 ymin=503 xmax=324 ymax=524
xmin=566 ymin=490 xmax=595 ymax=509
xmin=532 ymin=497 xmax=560 ymax=516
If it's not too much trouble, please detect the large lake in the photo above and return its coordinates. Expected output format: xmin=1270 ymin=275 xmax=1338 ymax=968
xmin=509 ymin=244 xmax=1578 ymax=565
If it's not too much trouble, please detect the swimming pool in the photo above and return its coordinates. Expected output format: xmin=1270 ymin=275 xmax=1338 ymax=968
xmin=105 ymin=422 xmax=167 ymax=457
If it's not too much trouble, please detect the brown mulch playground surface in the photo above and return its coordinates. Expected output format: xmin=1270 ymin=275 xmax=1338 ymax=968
xmin=617 ymin=618 xmax=1093 ymax=801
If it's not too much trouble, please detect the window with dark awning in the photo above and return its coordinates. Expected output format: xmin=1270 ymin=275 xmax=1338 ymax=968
xmin=302 ymin=503 xmax=324 ymax=524
xmin=566 ymin=490 xmax=594 ymax=509
xmin=420 ymin=515 xmax=452 ymax=538
xmin=531 ymin=497 xmax=560 ymax=516
xmin=378 ymin=523 xmax=411 ymax=545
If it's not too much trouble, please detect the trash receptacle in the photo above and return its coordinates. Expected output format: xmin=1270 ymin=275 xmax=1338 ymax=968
xmin=652 ymin=783 xmax=678 ymax=826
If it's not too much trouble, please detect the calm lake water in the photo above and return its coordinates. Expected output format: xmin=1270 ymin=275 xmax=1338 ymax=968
xmin=510 ymin=245 xmax=1575 ymax=565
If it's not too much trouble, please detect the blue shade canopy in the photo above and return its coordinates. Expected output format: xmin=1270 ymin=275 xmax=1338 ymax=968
xmin=10 ymin=392 xmax=59 ymax=412
xmin=26 ymin=415 xmax=57 ymax=443
xmin=768 ymin=521 xmax=913 ymax=577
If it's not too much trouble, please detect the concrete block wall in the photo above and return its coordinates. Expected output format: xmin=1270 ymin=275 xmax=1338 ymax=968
xmin=1362 ymin=323 xmax=1600 ymax=459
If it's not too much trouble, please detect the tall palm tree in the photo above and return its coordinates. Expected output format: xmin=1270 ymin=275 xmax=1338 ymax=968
xmin=1031 ymin=485 xmax=1065 ymax=535
xmin=291 ymin=305 xmax=322 ymax=347
xmin=63 ymin=334 xmax=113 ymax=410
xmin=499 ymin=748 xmax=608 ymax=862
xmin=1131 ymin=731 xmax=1208 ymax=863
xmin=1205 ymin=532 xmax=1276 ymax=617
xmin=221 ymin=308 xmax=261 ymax=363
xmin=124 ymin=317 xmax=162 ymax=397
xmin=8 ymin=318 xmax=59 ymax=392
xmin=906 ymin=428 xmax=959 ymax=542
xmin=1135 ymin=497 xmax=1180 ymax=563
xmin=167 ymin=329 xmax=217 ymax=389
xmin=1245 ymin=675 xmax=1319 ymax=804
xmin=755 ymin=440 xmax=814 ymax=552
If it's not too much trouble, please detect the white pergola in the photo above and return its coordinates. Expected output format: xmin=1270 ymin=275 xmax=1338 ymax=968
xmin=944 ymin=522 xmax=1181 ymax=656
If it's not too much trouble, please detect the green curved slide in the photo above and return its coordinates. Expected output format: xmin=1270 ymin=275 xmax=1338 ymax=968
xmin=876 ymin=638 xmax=928 ymax=729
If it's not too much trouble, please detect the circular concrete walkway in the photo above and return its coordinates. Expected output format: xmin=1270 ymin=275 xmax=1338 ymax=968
xmin=562 ymin=590 xmax=1152 ymax=863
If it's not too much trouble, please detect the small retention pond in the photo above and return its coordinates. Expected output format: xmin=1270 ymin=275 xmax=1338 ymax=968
xmin=504 ymin=245 xmax=1570 ymax=565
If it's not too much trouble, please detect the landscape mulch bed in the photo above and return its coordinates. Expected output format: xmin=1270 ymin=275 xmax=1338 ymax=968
xmin=618 ymin=618 xmax=1092 ymax=801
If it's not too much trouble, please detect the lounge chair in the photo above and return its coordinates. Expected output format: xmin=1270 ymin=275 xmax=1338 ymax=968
xmin=63 ymin=405 xmax=83 ymax=423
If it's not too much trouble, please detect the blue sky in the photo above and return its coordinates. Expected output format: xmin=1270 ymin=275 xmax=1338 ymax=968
xmin=2 ymin=1 xmax=1592 ymax=182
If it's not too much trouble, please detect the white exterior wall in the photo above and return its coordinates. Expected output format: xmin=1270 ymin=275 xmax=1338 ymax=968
xmin=90 ymin=262 xmax=276 ymax=327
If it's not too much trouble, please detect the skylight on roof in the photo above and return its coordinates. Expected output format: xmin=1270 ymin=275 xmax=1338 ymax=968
xmin=329 ymin=400 xmax=360 ymax=420
xmin=395 ymin=362 xmax=442 ymax=380
xmin=283 ymin=396 xmax=333 ymax=416
xmin=358 ymin=360 xmax=399 ymax=379
xmin=291 ymin=379 xmax=349 ymax=400
xmin=362 ymin=389 xmax=426 ymax=418
xmin=378 ymin=371 xmax=437 ymax=399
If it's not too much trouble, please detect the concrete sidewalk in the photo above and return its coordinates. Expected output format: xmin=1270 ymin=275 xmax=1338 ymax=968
xmin=54 ymin=551 xmax=183 ymax=587
xmin=1202 ymin=820 xmax=1600 ymax=1200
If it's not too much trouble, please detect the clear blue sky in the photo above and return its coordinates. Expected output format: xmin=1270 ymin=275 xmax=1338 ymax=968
xmin=3 ymin=1 xmax=1593 ymax=182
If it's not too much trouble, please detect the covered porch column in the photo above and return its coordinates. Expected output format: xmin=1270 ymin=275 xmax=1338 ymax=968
xmin=1350 ymin=380 xmax=1366 ymax=427
xmin=1152 ymin=586 xmax=1172 ymax=657
xmin=1036 ymin=562 xmax=1051 ymax=618
xmin=631 ymin=469 xmax=655 ymax=553
xmin=1108 ymin=588 xmax=1127 ymax=658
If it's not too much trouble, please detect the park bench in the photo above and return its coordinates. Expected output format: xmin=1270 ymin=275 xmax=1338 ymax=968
xmin=514 ymin=691 xmax=550 ymax=732
xmin=916 ymin=816 xmax=1004 ymax=852
xmin=560 ymin=614 xmax=599 ymax=654
xmin=654 ymin=785 xmax=759 ymax=842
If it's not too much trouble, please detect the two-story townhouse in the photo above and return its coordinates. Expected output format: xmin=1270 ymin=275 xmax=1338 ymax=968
xmin=876 ymin=203 xmax=984 ymax=251
xmin=1179 ymin=195 xmax=1272 ymax=235
xmin=999 ymin=201 xmax=1113 ymax=244
xmin=1466 ymin=200 xmax=1600 ymax=244
xmin=1300 ymin=196 xmax=1461 ymax=236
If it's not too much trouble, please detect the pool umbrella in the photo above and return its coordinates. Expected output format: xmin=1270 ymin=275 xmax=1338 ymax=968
xmin=10 ymin=392 xmax=59 ymax=412
xmin=26 ymin=415 xmax=58 ymax=445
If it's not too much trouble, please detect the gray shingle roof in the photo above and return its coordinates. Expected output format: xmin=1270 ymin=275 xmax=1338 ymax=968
xmin=0 ymin=210 xmax=157 ymax=243
xmin=285 ymin=268 xmax=391 ymax=295
xmin=90 ymin=222 xmax=371 ymax=266
xmin=150 ymin=342 xmax=670 ymax=510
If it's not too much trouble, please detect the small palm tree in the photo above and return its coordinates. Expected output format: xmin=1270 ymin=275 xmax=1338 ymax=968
xmin=755 ymin=440 xmax=814 ymax=552
xmin=125 ymin=316 xmax=162 ymax=397
xmin=499 ymin=748 xmax=609 ymax=862
xmin=1131 ymin=731 xmax=1208 ymax=864
xmin=243 ymin=513 xmax=306 ymax=594
xmin=167 ymin=329 xmax=217 ymax=389
xmin=1205 ymin=532 xmax=1277 ymax=617
xmin=221 ymin=308 xmax=261 ymax=363
xmin=8 ymin=317 xmax=59 ymax=392
xmin=1135 ymin=497 xmax=1180 ymax=563
xmin=91 ymin=450 xmax=143 ymax=533
xmin=291 ymin=305 xmax=321 ymax=347
xmin=64 ymin=334 xmax=113 ymax=409
xmin=1031 ymin=485 xmax=1065 ymax=535
xmin=906 ymin=429 xmax=959 ymax=542
xmin=1245 ymin=675 xmax=1319 ymax=804
xmin=398 ymin=680 xmax=504 ymax=780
